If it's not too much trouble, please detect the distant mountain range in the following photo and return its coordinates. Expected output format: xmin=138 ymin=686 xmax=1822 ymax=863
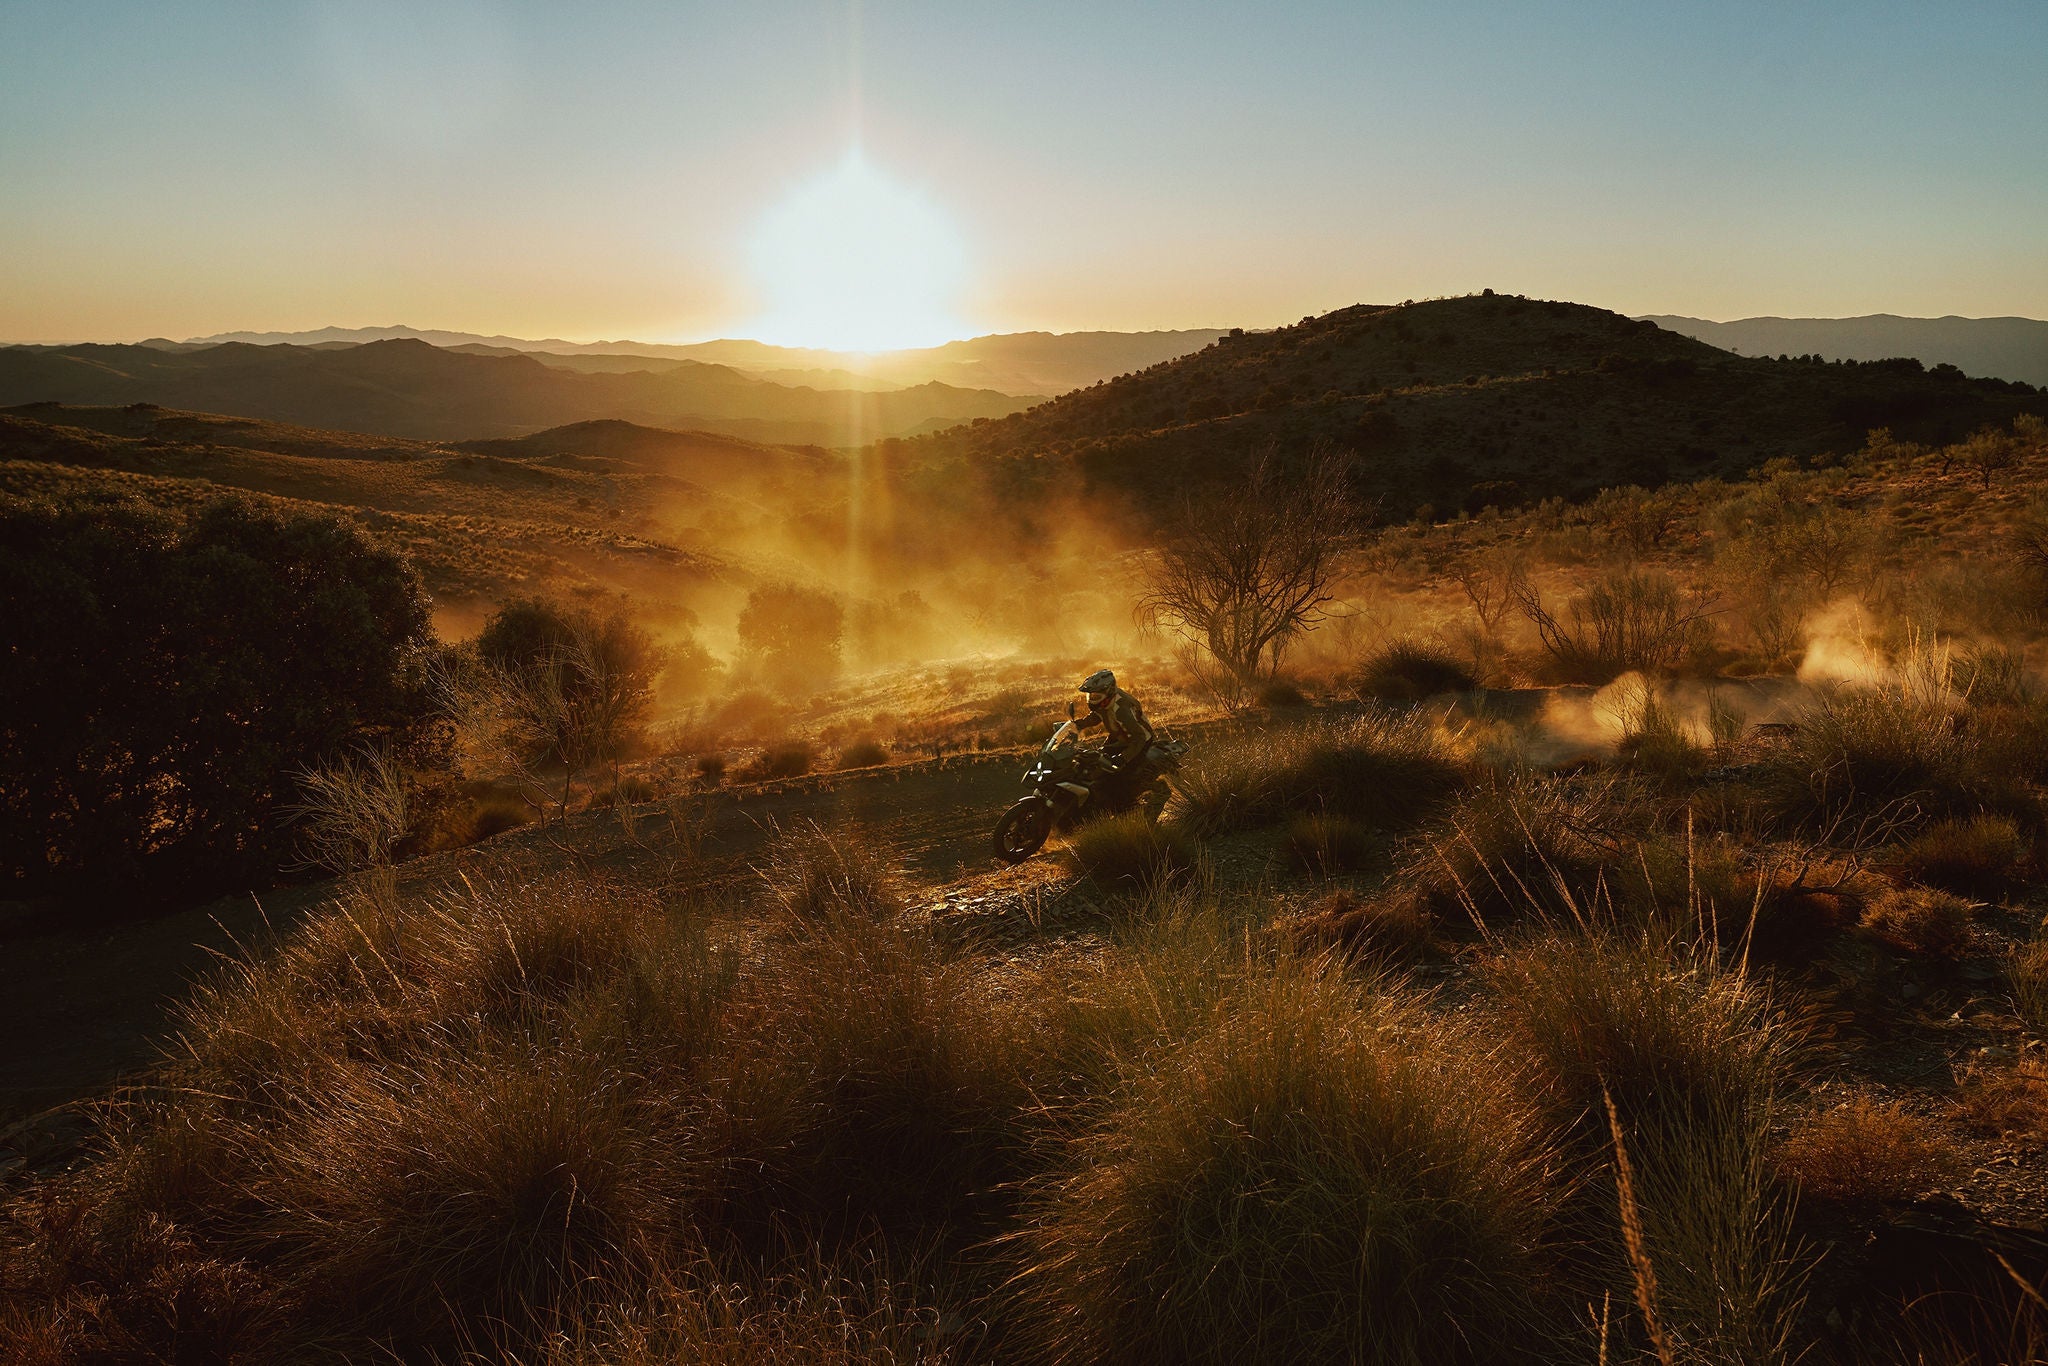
xmin=1640 ymin=314 xmax=2048 ymax=388
xmin=151 ymin=326 xmax=1228 ymax=399
xmin=0 ymin=339 xmax=1031 ymax=445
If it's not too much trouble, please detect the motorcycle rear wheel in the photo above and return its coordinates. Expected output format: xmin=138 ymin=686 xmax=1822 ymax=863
xmin=993 ymin=797 xmax=1055 ymax=863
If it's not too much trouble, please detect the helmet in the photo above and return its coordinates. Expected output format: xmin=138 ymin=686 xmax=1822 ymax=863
xmin=1079 ymin=669 xmax=1116 ymax=702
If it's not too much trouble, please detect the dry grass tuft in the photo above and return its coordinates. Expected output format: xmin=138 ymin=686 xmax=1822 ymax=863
xmin=1396 ymin=775 xmax=1630 ymax=926
xmin=1010 ymin=962 xmax=1563 ymax=1366
xmin=1954 ymin=1059 xmax=2048 ymax=1147
xmin=755 ymin=820 xmax=903 ymax=925
xmin=1279 ymin=811 xmax=1381 ymax=875
xmin=1488 ymin=928 xmax=1807 ymax=1363
xmin=1885 ymin=815 xmax=2028 ymax=898
xmin=2011 ymin=937 xmax=2048 ymax=1034
xmin=1487 ymin=927 xmax=1790 ymax=1151
xmin=1168 ymin=708 xmax=1464 ymax=839
xmin=1066 ymin=811 xmax=1199 ymax=889
xmin=1774 ymin=1097 xmax=1964 ymax=1204
xmin=1285 ymin=886 xmax=1434 ymax=962
xmin=1862 ymin=885 xmax=1977 ymax=958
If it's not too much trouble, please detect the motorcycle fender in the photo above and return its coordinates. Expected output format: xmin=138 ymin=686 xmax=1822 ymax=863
xmin=1056 ymin=782 xmax=1091 ymax=799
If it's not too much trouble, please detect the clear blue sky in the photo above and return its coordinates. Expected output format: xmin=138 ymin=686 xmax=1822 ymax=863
xmin=2 ymin=0 xmax=2043 ymax=344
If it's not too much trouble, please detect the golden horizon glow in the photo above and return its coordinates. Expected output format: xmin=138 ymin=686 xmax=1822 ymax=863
xmin=744 ymin=149 xmax=972 ymax=354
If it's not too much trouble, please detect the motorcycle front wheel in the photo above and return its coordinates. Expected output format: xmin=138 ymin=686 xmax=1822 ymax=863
xmin=993 ymin=797 xmax=1056 ymax=863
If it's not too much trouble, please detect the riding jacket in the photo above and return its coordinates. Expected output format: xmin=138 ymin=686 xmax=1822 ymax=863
xmin=1075 ymin=687 xmax=1155 ymax=768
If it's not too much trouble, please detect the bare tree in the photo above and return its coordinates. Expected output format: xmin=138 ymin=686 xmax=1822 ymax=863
xmin=1138 ymin=447 xmax=1359 ymax=681
xmin=436 ymin=607 xmax=659 ymax=821
xmin=1449 ymin=544 xmax=1528 ymax=634
xmin=1514 ymin=568 xmax=1719 ymax=682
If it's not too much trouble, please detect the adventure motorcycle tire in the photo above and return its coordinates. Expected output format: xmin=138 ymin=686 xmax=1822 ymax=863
xmin=993 ymin=797 xmax=1056 ymax=864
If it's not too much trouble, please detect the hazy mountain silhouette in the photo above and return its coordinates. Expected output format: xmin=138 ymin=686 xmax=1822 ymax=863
xmin=905 ymin=294 xmax=2045 ymax=519
xmin=1640 ymin=313 xmax=2048 ymax=388
xmin=159 ymin=325 xmax=1225 ymax=397
xmin=0 ymin=339 xmax=1027 ymax=444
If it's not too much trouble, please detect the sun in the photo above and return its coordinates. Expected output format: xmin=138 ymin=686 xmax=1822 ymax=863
xmin=746 ymin=150 xmax=970 ymax=353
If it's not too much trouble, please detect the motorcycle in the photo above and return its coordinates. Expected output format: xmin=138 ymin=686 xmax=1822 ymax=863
xmin=991 ymin=708 xmax=1189 ymax=864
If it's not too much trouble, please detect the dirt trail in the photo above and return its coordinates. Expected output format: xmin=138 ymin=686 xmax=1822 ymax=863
xmin=0 ymin=678 xmax=1824 ymax=1122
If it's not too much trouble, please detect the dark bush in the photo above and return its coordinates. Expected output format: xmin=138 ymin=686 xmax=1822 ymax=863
xmin=1170 ymin=711 xmax=1465 ymax=839
xmin=1885 ymin=815 xmax=2028 ymax=897
xmin=476 ymin=595 xmax=659 ymax=770
xmin=749 ymin=742 xmax=815 ymax=781
xmin=1281 ymin=812 xmax=1380 ymax=875
xmin=836 ymin=738 xmax=890 ymax=769
xmin=1351 ymin=639 xmax=1477 ymax=701
xmin=1256 ymin=678 xmax=1308 ymax=708
xmin=0 ymin=497 xmax=433 ymax=901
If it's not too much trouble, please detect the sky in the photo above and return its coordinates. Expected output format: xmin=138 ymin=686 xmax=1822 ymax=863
xmin=2 ymin=0 xmax=2044 ymax=346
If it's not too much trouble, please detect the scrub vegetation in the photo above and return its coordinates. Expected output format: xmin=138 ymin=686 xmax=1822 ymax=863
xmin=7 ymin=298 xmax=2048 ymax=1361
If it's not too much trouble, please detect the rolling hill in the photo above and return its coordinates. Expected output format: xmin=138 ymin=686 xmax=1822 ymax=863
xmin=1642 ymin=312 xmax=2048 ymax=388
xmin=0 ymin=404 xmax=841 ymax=615
xmin=0 ymin=339 xmax=1030 ymax=445
xmin=900 ymin=294 xmax=2047 ymax=520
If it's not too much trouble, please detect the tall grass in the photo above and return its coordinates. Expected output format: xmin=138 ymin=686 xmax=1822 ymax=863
xmin=755 ymin=819 xmax=903 ymax=925
xmin=1392 ymin=774 xmax=1637 ymax=926
xmin=1762 ymin=644 xmax=2048 ymax=838
xmin=0 ymin=831 xmax=1052 ymax=1361
xmin=1066 ymin=810 xmax=1199 ymax=888
xmin=1011 ymin=961 xmax=1564 ymax=1366
xmin=1487 ymin=927 xmax=1808 ymax=1365
xmin=1168 ymin=708 xmax=1464 ymax=839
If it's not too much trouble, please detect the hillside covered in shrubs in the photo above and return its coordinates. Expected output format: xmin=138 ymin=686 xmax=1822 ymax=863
xmin=900 ymin=293 xmax=2044 ymax=522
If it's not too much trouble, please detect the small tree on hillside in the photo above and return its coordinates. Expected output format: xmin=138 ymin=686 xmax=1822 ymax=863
xmin=1138 ymin=447 xmax=1359 ymax=681
xmin=471 ymin=597 xmax=660 ymax=814
xmin=738 ymin=584 xmax=845 ymax=693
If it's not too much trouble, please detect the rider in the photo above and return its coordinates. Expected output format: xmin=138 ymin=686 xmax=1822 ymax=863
xmin=1073 ymin=669 xmax=1155 ymax=775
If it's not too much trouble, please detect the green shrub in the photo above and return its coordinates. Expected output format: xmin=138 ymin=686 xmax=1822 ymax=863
xmin=1068 ymin=811 xmax=1199 ymax=887
xmin=1013 ymin=965 xmax=1562 ymax=1365
xmin=1350 ymin=638 xmax=1476 ymax=701
xmin=1169 ymin=709 xmax=1465 ymax=839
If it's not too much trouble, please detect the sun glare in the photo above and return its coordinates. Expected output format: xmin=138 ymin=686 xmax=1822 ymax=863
xmin=746 ymin=150 xmax=970 ymax=353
